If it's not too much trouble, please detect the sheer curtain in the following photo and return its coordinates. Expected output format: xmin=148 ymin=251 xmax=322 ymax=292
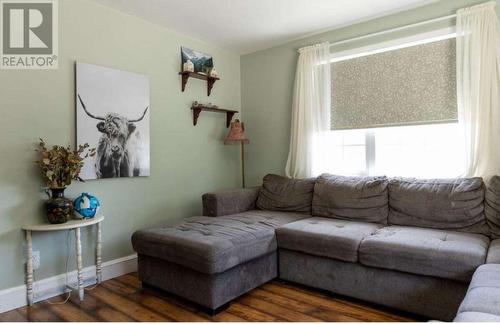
xmin=457 ymin=1 xmax=500 ymax=179
xmin=285 ymin=42 xmax=331 ymax=178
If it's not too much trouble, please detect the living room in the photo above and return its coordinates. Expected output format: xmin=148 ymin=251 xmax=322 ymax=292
xmin=0 ymin=0 xmax=499 ymax=322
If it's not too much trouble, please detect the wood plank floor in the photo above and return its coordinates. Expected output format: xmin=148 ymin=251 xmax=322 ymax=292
xmin=0 ymin=273 xmax=421 ymax=322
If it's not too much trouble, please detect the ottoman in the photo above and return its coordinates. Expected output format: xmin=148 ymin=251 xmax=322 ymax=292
xmin=131 ymin=209 xmax=307 ymax=312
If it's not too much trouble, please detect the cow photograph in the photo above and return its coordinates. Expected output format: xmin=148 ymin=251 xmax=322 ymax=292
xmin=76 ymin=63 xmax=150 ymax=180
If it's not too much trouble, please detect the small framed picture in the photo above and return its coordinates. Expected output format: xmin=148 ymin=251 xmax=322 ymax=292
xmin=181 ymin=47 xmax=214 ymax=74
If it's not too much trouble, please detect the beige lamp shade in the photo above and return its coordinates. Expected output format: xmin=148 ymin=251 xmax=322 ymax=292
xmin=224 ymin=119 xmax=250 ymax=145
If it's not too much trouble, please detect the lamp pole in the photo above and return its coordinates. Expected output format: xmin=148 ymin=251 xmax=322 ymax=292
xmin=241 ymin=142 xmax=246 ymax=188
xmin=224 ymin=119 xmax=249 ymax=188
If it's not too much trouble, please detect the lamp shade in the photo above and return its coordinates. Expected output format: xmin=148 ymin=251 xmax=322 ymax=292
xmin=224 ymin=119 xmax=250 ymax=145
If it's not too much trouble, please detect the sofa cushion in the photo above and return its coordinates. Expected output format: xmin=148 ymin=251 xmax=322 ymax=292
xmin=359 ymin=226 xmax=489 ymax=282
xmin=486 ymin=176 xmax=500 ymax=238
xmin=276 ymin=217 xmax=382 ymax=263
xmin=388 ymin=177 xmax=489 ymax=234
xmin=256 ymin=174 xmax=315 ymax=213
xmin=312 ymin=174 xmax=388 ymax=224
xmin=454 ymin=311 xmax=500 ymax=322
xmin=131 ymin=210 xmax=307 ymax=274
xmin=455 ymin=264 xmax=500 ymax=320
xmin=487 ymin=239 xmax=500 ymax=264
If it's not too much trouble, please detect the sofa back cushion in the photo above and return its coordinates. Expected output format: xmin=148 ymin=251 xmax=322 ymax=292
xmin=256 ymin=174 xmax=315 ymax=213
xmin=485 ymin=176 xmax=500 ymax=238
xmin=312 ymin=174 xmax=389 ymax=224
xmin=388 ymin=177 xmax=489 ymax=234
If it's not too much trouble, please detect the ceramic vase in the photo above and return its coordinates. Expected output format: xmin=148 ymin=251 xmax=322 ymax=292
xmin=45 ymin=188 xmax=73 ymax=224
xmin=183 ymin=60 xmax=194 ymax=72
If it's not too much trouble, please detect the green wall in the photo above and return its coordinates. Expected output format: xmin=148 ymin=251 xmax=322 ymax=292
xmin=0 ymin=0 xmax=241 ymax=290
xmin=241 ymin=0 xmax=500 ymax=186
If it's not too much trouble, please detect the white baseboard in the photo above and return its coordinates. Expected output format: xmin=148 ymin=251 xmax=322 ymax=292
xmin=0 ymin=254 xmax=137 ymax=314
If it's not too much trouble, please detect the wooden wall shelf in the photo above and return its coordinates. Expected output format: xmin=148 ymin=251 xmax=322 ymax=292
xmin=191 ymin=104 xmax=238 ymax=127
xmin=179 ymin=71 xmax=220 ymax=96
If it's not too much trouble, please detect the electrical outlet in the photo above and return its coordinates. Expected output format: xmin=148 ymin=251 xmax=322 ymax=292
xmin=32 ymin=251 xmax=40 ymax=270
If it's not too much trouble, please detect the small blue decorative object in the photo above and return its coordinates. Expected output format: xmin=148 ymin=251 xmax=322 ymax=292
xmin=74 ymin=193 xmax=100 ymax=219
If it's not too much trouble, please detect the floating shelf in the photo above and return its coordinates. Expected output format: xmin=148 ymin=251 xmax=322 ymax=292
xmin=179 ymin=71 xmax=220 ymax=96
xmin=191 ymin=104 xmax=238 ymax=127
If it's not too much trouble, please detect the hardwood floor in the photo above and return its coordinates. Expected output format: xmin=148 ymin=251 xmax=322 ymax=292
xmin=0 ymin=273 xmax=421 ymax=322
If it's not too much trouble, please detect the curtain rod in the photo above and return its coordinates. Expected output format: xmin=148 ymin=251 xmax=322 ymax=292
xmin=329 ymin=13 xmax=457 ymax=48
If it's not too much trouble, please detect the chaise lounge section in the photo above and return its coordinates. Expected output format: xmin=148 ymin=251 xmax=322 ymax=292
xmin=131 ymin=203 xmax=310 ymax=311
xmin=132 ymin=173 xmax=500 ymax=321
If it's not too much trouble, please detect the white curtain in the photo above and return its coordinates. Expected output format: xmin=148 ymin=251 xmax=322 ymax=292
xmin=285 ymin=42 xmax=331 ymax=178
xmin=457 ymin=1 xmax=500 ymax=179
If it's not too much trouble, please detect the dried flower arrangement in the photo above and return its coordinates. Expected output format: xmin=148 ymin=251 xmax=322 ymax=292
xmin=35 ymin=138 xmax=96 ymax=188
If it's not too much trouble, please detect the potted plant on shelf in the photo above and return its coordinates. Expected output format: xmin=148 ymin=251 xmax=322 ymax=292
xmin=35 ymin=138 xmax=95 ymax=224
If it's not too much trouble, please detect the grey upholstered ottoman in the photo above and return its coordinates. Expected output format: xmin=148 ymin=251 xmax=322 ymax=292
xmin=131 ymin=207 xmax=307 ymax=311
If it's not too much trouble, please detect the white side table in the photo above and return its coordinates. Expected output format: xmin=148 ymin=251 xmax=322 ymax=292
xmin=22 ymin=215 xmax=104 ymax=305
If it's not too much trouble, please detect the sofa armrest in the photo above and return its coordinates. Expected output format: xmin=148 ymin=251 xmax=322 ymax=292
xmin=202 ymin=187 xmax=260 ymax=217
xmin=487 ymin=239 xmax=500 ymax=264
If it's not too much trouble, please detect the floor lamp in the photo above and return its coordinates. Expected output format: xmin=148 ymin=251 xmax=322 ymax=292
xmin=224 ymin=119 xmax=250 ymax=188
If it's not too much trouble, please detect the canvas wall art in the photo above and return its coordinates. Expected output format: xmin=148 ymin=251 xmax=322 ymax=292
xmin=76 ymin=63 xmax=150 ymax=180
xmin=181 ymin=47 xmax=214 ymax=74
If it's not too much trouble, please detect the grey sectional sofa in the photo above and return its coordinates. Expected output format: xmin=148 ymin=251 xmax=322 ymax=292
xmin=132 ymin=174 xmax=500 ymax=321
xmin=454 ymin=264 xmax=500 ymax=321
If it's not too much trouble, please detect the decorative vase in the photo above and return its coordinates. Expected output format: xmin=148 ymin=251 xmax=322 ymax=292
xmin=74 ymin=192 xmax=100 ymax=219
xmin=183 ymin=60 xmax=194 ymax=72
xmin=45 ymin=188 xmax=73 ymax=224
xmin=209 ymin=67 xmax=218 ymax=78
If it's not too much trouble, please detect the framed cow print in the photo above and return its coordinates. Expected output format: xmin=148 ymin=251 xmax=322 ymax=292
xmin=76 ymin=63 xmax=150 ymax=180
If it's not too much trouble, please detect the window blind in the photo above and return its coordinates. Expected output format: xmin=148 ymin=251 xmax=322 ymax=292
xmin=331 ymin=38 xmax=457 ymax=130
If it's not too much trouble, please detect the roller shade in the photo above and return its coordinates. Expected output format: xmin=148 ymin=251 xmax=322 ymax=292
xmin=331 ymin=38 xmax=457 ymax=130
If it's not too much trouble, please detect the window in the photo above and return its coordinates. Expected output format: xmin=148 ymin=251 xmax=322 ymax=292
xmin=315 ymin=29 xmax=466 ymax=178
xmin=313 ymin=123 xmax=464 ymax=178
xmin=372 ymin=123 xmax=464 ymax=178
xmin=314 ymin=129 xmax=367 ymax=176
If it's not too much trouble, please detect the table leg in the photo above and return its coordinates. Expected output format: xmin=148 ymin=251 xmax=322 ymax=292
xmin=96 ymin=222 xmax=102 ymax=284
xmin=26 ymin=230 xmax=34 ymax=306
xmin=75 ymin=228 xmax=84 ymax=301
